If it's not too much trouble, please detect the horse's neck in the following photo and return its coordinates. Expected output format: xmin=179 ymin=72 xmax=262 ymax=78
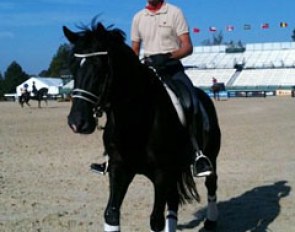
xmin=113 ymin=62 xmax=150 ymax=98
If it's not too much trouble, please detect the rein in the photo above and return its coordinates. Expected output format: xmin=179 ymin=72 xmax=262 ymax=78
xmin=72 ymin=51 xmax=111 ymax=128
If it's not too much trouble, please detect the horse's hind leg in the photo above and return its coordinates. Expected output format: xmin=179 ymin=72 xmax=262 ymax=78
xmin=204 ymin=172 xmax=218 ymax=230
xmin=204 ymin=134 xmax=220 ymax=230
xmin=104 ymin=168 xmax=134 ymax=232
xmin=204 ymin=125 xmax=221 ymax=230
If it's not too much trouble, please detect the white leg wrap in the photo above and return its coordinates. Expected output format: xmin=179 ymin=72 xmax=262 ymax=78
xmin=165 ymin=210 xmax=178 ymax=232
xmin=104 ymin=223 xmax=120 ymax=232
xmin=207 ymin=195 xmax=218 ymax=221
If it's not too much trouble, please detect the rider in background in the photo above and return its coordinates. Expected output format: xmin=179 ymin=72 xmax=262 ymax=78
xmin=91 ymin=0 xmax=213 ymax=177
xmin=32 ymin=81 xmax=38 ymax=96
xmin=19 ymin=84 xmax=29 ymax=104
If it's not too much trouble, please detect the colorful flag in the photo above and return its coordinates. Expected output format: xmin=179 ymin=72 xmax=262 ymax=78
xmin=193 ymin=27 xmax=200 ymax=33
xmin=261 ymin=23 xmax=269 ymax=29
xmin=280 ymin=22 xmax=288 ymax=28
xmin=226 ymin=25 xmax=234 ymax=32
xmin=243 ymin=24 xmax=251 ymax=30
xmin=209 ymin=26 xmax=217 ymax=32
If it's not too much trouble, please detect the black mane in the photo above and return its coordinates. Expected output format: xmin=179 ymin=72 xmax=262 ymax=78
xmin=76 ymin=20 xmax=126 ymax=45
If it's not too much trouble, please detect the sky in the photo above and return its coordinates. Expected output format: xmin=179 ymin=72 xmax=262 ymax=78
xmin=0 ymin=0 xmax=294 ymax=75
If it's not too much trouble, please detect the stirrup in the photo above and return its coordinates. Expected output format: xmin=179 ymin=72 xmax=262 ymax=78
xmin=101 ymin=153 xmax=109 ymax=175
xmin=192 ymin=152 xmax=213 ymax=178
xmin=90 ymin=155 xmax=109 ymax=175
xmin=102 ymin=160 xmax=109 ymax=175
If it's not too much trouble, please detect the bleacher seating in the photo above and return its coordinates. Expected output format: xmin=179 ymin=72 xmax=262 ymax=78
xmin=182 ymin=42 xmax=295 ymax=90
xmin=182 ymin=42 xmax=295 ymax=69
xmin=185 ymin=69 xmax=236 ymax=87
xmin=233 ymin=69 xmax=295 ymax=87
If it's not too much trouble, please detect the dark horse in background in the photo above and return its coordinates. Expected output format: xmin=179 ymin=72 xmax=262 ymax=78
xmin=19 ymin=88 xmax=48 ymax=108
xmin=64 ymin=21 xmax=221 ymax=232
xmin=211 ymin=82 xmax=225 ymax=101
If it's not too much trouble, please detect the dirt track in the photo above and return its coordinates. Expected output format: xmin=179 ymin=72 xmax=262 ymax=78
xmin=0 ymin=97 xmax=294 ymax=232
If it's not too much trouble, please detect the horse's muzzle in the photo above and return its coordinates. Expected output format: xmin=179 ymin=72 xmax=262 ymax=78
xmin=68 ymin=113 xmax=96 ymax=134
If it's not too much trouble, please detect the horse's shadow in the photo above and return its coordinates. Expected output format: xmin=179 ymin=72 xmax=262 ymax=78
xmin=178 ymin=181 xmax=291 ymax=232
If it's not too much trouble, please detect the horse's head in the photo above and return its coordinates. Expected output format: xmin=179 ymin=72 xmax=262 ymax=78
xmin=63 ymin=22 xmax=126 ymax=134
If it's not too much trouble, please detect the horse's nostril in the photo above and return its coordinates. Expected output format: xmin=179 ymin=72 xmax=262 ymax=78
xmin=70 ymin=124 xmax=77 ymax=132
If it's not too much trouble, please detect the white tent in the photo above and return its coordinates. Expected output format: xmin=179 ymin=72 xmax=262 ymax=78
xmin=62 ymin=80 xmax=73 ymax=90
xmin=16 ymin=77 xmax=63 ymax=96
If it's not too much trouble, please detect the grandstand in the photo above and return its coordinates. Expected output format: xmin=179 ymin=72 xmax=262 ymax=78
xmin=182 ymin=42 xmax=295 ymax=95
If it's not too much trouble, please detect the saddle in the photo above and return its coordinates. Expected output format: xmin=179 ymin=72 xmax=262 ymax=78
xmin=144 ymin=54 xmax=209 ymax=148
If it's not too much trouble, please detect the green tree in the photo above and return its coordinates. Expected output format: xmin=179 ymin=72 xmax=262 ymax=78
xmin=0 ymin=72 xmax=4 ymax=99
xmin=292 ymin=29 xmax=295 ymax=41
xmin=4 ymin=61 xmax=29 ymax=93
xmin=201 ymin=31 xmax=224 ymax=45
xmin=45 ymin=43 xmax=72 ymax=77
xmin=213 ymin=31 xmax=223 ymax=45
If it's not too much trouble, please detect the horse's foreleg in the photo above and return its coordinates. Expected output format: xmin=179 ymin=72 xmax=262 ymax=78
xmin=150 ymin=173 xmax=171 ymax=232
xmin=104 ymin=168 xmax=134 ymax=232
xmin=165 ymin=181 xmax=179 ymax=232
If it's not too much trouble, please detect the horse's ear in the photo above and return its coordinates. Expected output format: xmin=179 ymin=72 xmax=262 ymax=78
xmin=63 ymin=26 xmax=79 ymax=44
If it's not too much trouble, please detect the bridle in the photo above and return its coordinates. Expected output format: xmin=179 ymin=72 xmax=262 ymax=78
xmin=71 ymin=51 xmax=111 ymax=124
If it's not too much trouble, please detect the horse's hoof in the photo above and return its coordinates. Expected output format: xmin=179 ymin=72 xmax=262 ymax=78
xmin=204 ymin=219 xmax=217 ymax=231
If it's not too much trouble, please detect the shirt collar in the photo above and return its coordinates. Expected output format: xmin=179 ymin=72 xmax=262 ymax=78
xmin=144 ymin=2 xmax=168 ymax=15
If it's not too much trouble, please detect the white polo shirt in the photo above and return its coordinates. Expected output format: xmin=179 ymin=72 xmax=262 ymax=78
xmin=131 ymin=3 xmax=189 ymax=56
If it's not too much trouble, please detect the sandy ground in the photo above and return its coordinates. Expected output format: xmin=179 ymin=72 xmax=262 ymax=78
xmin=0 ymin=97 xmax=294 ymax=232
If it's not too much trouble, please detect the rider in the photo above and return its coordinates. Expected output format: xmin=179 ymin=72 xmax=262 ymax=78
xmin=19 ymin=84 xmax=29 ymax=104
xmin=212 ymin=77 xmax=217 ymax=85
xmin=91 ymin=0 xmax=213 ymax=177
xmin=32 ymin=81 xmax=38 ymax=96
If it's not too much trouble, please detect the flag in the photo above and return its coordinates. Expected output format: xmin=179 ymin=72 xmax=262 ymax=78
xmin=193 ymin=27 xmax=200 ymax=33
xmin=280 ymin=22 xmax=288 ymax=28
xmin=209 ymin=26 xmax=217 ymax=32
xmin=226 ymin=25 xmax=234 ymax=32
xmin=261 ymin=23 xmax=269 ymax=29
xmin=243 ymin=24 xmax=251 ymax=30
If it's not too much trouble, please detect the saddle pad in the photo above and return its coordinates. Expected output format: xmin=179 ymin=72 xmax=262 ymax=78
xmin=163 ymin=83 xmax=186 ymax=126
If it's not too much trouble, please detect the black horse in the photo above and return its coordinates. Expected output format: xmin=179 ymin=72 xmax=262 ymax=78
xmin=64 ymin=22 xmax=221 ymax=232
xmin=19 ymin=88 xmax=48 ymax=108
xmin=211 ymin=83 xmax=225 ymax=101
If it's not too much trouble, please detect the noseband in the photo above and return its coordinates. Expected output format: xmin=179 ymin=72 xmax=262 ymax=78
xmin=72 ymin=51 xmax=110 ymax=121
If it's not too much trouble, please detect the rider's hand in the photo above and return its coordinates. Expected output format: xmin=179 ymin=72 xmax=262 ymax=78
xmin=144 ymin=53 xmax=172 ymax=70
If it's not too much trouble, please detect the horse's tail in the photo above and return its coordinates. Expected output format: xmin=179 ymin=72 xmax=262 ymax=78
xmin=177 ymin=168 xmax=200 ymax=204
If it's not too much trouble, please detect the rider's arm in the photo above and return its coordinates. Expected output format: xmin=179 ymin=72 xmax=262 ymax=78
xmin=132 ymin=41 xmax=141 ymax=57
xmin=170 ymin=33 xmax=193 ymax=60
